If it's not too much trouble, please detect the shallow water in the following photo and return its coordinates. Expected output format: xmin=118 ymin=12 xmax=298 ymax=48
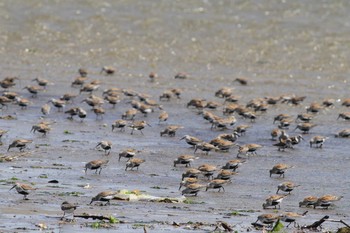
xmin=1 ymin=0 xmax=350 ymax=232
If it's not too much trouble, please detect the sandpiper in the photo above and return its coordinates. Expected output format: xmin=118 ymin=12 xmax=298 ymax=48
xmin=125 ymin=158 xmax=145 ymax=171
xmin=78 ymin=68 xmax=88 ymax=77
xmin=273 ymin=114 xmax=291 ymax=124
xmin=119 ymin=149 xmax=139 ymax=161
xmin=295 ymin=113 xmax=313 ymax=123
xmin=313 ymin=194 xmax=343 ymax=209
xmin=93 ymin=107 xmax=105 ymax=120
xmin=31 ymin=123 xmax=51 ymax=136
xmin=48 ymin=99 xmax=66 ymax=111
xmin=100 ymin=66 xmax=115 ymax=75
xmin=276 ymin=181 xmax=299 ymax=194
xmin=121 ymin=108 xmax=138 ymax=120
xmin=112 ymin=120 xmax=128 ymax=132
xmin=341 ymin=99 xmax=350 ymax=107
xmin=278 ymin=118 xmax=294 ymax=129
xmin=10 ymin=183 xmax=36 ymax=200
xmin=198 ymin=164 xmax=217 ymax=180
xmin=294 ymin=123 xmax=316 ymax=134
xmin=181 ymin=183 xmax=205 ymax=196
xmin=158 ymin=111 xmax=168 ymax=124
xmin=335 ymin=129 xmax=350 ymax=138
xmin=160 ymin=125 xmax=183 ymax=137
xmin=174 ymin=72 xmax=188 ymax=79
xmin=159 ymin=90 xmax=173 ymax=101
xmin=90 ymin=191 xmax=116 ymax=205
xmin=8 ymin=139 xmax=33 ymax=152
xmin=217 ymin=131 xmax=240 ymax=143
xmin=0 ymin=96 xmax=12 ymax=109
xmin=255 ymin=213 xmax=279 ymax=225
xmin=309 ymin=136 xmax=327 ymax=148
xmin=234 ymin=124 xmax=250 ymax=136
xmin=0 ymin=77 xmax=18 ymax=89
xmin=104 ymin=95 xmax=120 ymax=108
xmin=174 ymin=155 xmax=196 ymax=167
xmin=15 ymin=97 xmax=31 ymax=109
xmin=262 ymin=194 xmax=286 ymax=209
xmin=279 ymin=211 xmax=308 ymax=227
xmin=209 ymin=138 xmax=234 ymax=152
xmin=289 ymin=134 xmax=303 ymax=147
xmin=179 ymin=177 xmax=198 ymax=190
xmin=41 ymin=104 xmax=51 ymax=115
xmin=80 ymin=83 xmax=100 ymax=94
xmin=129 ymin=120 xmax=151 ymax=135
xmin=221 ymin=159 xmax=245 ymax=172
xmin=180 ymin=135 xmax=203 ymax=147
xmin=337 ymin=112 xmax=350 ymax=121
xmin=71 ymin=76 xmax=87 ymax=87
xmin=182 ymin=168 xmax=201 ymax=180
xmin=61 ymin=201 xmax=78 ymax=219
xmin=206 ymin=179 xmax=228 ymax=192
xmin=85 ymin=159 xmax=109 ymax=174
xmin=211 ymin=116 xmax=236 ymax=130
xmin=234 ymin=77 xmax=248 ymax=85
xmin=273 ymin=138 xmax=292 ymax=152
xmin=215 ymin=169 xmax=237 ymax=181
xmin=194 ymin=142 xmax=218 ymax=155
xmin=186 ymin=98 xmax=206 ymax=109
xmin=306 ymin=102 xmax=323 ymax=114
xmin=65 ymin=107 xmax=79 ymax=120
xmin=215 ymin=87 xmax=233 ymax=98
xmin=32 ymin=77 xmax=49 ymax=88
xmin=270 ymin=163 xmax=292 ymax=178
xmin=23 ymin=85 xmax=43 ymax=98
xmin=148 ymin=72 xmax=158 ymax=82
xmin=60 ymin=93 xmax=77 ymax=103
xmin=237 ymin=144 xmax=262 ymax=157
xmin=96 ymin=141 xmax=112 ymax=155
xmin=299 ymin=196 xmax=318 ymax=207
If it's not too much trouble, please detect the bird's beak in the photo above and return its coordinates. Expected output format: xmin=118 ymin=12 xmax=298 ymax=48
xmin=9 ymin=185 xmax=16 ymax=191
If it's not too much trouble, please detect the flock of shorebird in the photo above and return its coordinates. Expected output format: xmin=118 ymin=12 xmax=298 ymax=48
xmin=2 ymin=68 xmax=347 ymax=228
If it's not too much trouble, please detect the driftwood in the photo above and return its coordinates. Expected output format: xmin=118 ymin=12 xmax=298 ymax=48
xmin=302 ymin=216 xmax=329 ymax=230
xmin=325 ymin=219 xmax=350 ymax=228
xmin=73 ymin=214 xmax=112 ymax=221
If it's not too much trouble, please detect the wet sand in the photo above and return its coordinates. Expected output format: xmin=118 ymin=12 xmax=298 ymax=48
xmin=0 ymin=0 xmax=350 ymax=232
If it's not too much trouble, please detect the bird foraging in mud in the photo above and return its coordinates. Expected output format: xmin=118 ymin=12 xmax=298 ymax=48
xmin=173 ymin=155 xmax=196 ymax=167
xmin=90 ymin=191 xmax=116 ymax=205
xmin=276 ymin=181 xmax=299 ymax=194
xmin=112 ymin=119 xmax=128 ymax=132
xmin=10 ymin=183 xmax=36 ymax=200
xmin=61 ymin=201 xmax=78 ymax=220
xmin=255 ymin=213 xmax=279 ymax=225
xmin=312 ymin=195 xmax=343 ymax=209
xmin=181 ymin=183 xmax=205 ymax=196
xmin=309 ymin=135 xmax=327 ymax=148
xmin=8 ymin=139 xmax=33 ymax=152
xmin=270 ymin=163 xmax=292 ymax=178
xmin=160 ymin=125 xmax=183 ymax=137
xmin=299 ymin=196 xmax=318 ymax=207
xmin=125 ymin=158 xmax=145 ymax=171
xmin=85 ymin=160 xmax=109 ymax=175
xmin=129 ymin=121 xmax=151 ymax=135
xmin=237 ymin=144 xmax=262 ymax=157
xmin=96 ymin=141 xmax=112 ymax=155
xmin=118 ymin=149 xmax=139 ymax=161
xmin=180 ymin=135 xmax=203 ymax=147
xmin=205 ymin=179 xmax=228 ymax=192
xmin=100 ymin=66 xmax=116 ymax=75
xmin=262 ymin=195 xmax=286 ymax=209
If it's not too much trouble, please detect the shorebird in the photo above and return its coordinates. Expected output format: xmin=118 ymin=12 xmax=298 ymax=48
xmin=215 ymin=169 xmax=237 ymax=181
xmin=121 ymin=108 xmax=137 ymax=120
xmin=118 ymin=149 xmax=139 ymax=161
xmin=80 ymin=83 xmax=99 ymax=94
xmin=273 ymin=114 xmax=291 ymax=124
xmin=198 ymin=164 xmax=217 ymax=180
xmin=93 ymin=107 xmax=105 ymax=120
xmin=82 ymin=95 xmax=104 ymax=108
xmin=100 ymin=66 xmax=115 ymax=75
xmin=90 ymin=191 xmax=116 ymax=205
xmin=112 ymin=120 xmax=128 ymax=132
xmin=179 ymin=177 xmax=198 ymax=190
xmin=71 ymin=76 xmax=87 ymax=87
xmin=129 ymin=120 xmax=151 ymax=135
xmin=85 ymin=160 xmax=109 ymax=174
xmin=278 ymin=118 xmax=294 ymax=129
xmin=181 ymin=183 xmax=205 ymax=196
xmin=217 ymin=131 xmax=240 ymax=143
xmin=0 ymin=77 xmax=18 ymax=89
xmin=8 ymin=139 xmax=33 ymax=152
xmin=338 ymin=112 xmax=350 ymax=120
xmin=182 ymin=168 xmax=201 ymax=180
xmin=15 ymin=97 xmax=31 ymax=109
xmin=31 ymin=123 xmax=51 ymax=136
xmin=41 ymin=104 xmax=51 ymax=115
xmin=234 ymin=124 xmax=250 ymax=136
xmin=104 ymin=95 xmax=120 ymax=108
xmin=273 ymin=138 xmax=292 ymax=152
xmin=276 ymin=181 xmax=299 ymax=194
xmin=342 ymin=99 xmax=350 ymax=107
xmin=96 ymin=141 xmax=112 ymax=155
xmin=289 ymin=134 xmax=303 ymax=147
xmin=174 ymin=72 xmax=188 ymax=79
xmin=209 ymin=138 xmax=234 ymax=152
xmin=78 ymin=68 xmax=88 ymax=77
xmin=270 ymin=163 xmax=292 ymax=178
xmin=205 ymin=179 xmax=228 ymax=192
xmin=159 ymin=90 xmax=173 ymax=101
xmin=313 ymin=195 xmax=343 ymax=209
xmin=215 ymin=87 xmax=233 ymax=98
xmin=2 ymin=91 xmax=18 ymax=100
xmin=299 ymin=196 xmax=318 ymax=207
xmin=187 ymin=98 xmax=206 ymax=109
xmin=10 ymin=183 xmax=36 ymax=200
xmin=335 ymin=129 xmax=350 ymax=138
xmin=125 ymin=158 xmax=145 ymax=171
xmin=262 ymin=194 xmax=286 ymax=209
xmin=221 ymin=159 xmax=245 ymax=172
xmin=194 ymin=142 xmax=218 ymax=155
xmin=23 ymin=85 xmax=43 ymax=98
xmin=234 ymin=77 xmax=248 ymax=85
xmin=306 ymin=102 xmax=323 ymax=114
xmin=180 ymin=135 xmax=203 ymax=147
xmin=32 ymin=77 xmax=49 ymax=88
xmin=255 ymin=213 xmax=279 ymax=225
xmin=61 ymin=201 xmax=78 ymax=219
xmin=174 ymin=155 xmax=196 ymax=167
xmin=294 ymin=123 xmax=316 ymax=134
xmin=160 ymin=125 xmax=183 ymax=137
xmin=296 ymin=113 xmax=314 ymax=123
xmin=148 ymin=72 xmax=158 ymax=82
xmin=237 ymin=144 xmax=262 ymax=157
xmin=211 ymin=116 xmax=236 ymax=130
xmin=158 ymin=111 xmax=168 ymax=124
xmin=48 ymin=99 xmax=66 ymax=111
xmin=309 ymin=136 xmax=327 ymax=148
xmin=279 ymin=211 xmax=308 ymax=227
xmin=60 ymin=93 xmax=77 ymax=103
xmin=65 ymin=107 xmax=79 ymax=119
